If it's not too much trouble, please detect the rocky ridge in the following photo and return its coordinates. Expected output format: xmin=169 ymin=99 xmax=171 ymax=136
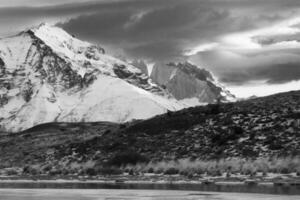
xmin=150 ymin=62 xmax=236 ymax=104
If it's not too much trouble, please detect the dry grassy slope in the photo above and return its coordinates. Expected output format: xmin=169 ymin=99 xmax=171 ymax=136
xmin=0 ymin=90 xmax=299 ymax=169
xmin=0 ymin=122 xmax=118 ymax=168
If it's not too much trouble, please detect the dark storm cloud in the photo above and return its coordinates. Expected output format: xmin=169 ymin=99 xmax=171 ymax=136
xmin=263 ymin=62 xmax=300 ymax=84
xmin=0 ymin=0 xmax=175 ymax=36
xmin=60 ymin=1 xmax=227 ymax=60
xmin=59 ymin=0 xmax=299 ymax=61
xmin=1 ymin=0 xmax=298 ymax=49
xmin=220 ymin=62 xmax=300 ymax=84
xmin=252 ymin=29 xmax=300 ymax=46
xmin=191 ymin=48 xmax=300 ymax=85
xmin=0 ymin=0 xmax=300 ymax=86
xmin=125 ymin=41 xmax=185 ymax=61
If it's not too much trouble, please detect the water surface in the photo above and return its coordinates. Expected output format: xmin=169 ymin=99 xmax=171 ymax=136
xmin=0 ymin=189 xmax=298 ymax=200
xmin=0 ymin=181 xmax=299 ymax=195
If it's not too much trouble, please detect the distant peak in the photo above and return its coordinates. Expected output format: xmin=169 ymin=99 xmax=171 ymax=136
xmin=34 ymin=22 xmax=50 ymax=28
xmin=23 ymin=22 xmax=79 ymax=45
xmin=25 ymin=22 xmax=53 ymax=33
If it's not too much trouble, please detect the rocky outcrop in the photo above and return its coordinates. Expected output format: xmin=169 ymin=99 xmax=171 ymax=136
xmin=84 ymin=45 xmax=105 ymax=60
xmin=0 ymin=58 xmax=4 ymax=74
xmin=113 ymin=64 xmax=168 ymax=96
xmin=150 ymin=62 xmax=235 ymax=104
xmin=131 ymin=60 xmax=148 ymax=75
xmin=26 ymin=30 xmax=85 ymax=90
xmin=0 ymin=58 xmax=9 ymax=108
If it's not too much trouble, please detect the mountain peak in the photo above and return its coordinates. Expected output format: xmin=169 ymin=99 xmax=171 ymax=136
xmin=24 ymin=23 xmax=61 ymax=36
xmin=28 ymin=22 xmax=51 ymax=31
xmin=23 ymin=23 xmax=106 ymax=66
xmin=26 ymin=23 xmax=85 ymax=47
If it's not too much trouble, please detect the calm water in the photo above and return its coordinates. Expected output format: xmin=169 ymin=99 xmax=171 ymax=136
xmin=0 ymin=182 xmax=299 ymax=195
xmin=0 ymin=189 xmax=299 ymax=200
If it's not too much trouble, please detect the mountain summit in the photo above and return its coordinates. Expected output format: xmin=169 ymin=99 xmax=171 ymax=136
xmin=0 ymin=24 xmax=183 ymax=132
xmin=150 ymin=62 xmax=236 ymax=104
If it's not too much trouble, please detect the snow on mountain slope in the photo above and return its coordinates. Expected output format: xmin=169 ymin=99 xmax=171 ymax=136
xmin=0 ymin=23 xmax=183 ymax=132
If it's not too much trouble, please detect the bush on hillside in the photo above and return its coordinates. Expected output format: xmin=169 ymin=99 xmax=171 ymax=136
xmin=85 ymin=168 xmax=97 ymax=176
xmin=97 ymin=167 xmax=123 ymax=175
xmin=164 ymin=167 xmax=179 ymax=175
xmin=107 ymin=151 xmax=149 ymax=166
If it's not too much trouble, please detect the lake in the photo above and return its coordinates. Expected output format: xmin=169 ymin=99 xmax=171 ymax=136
xmin=0 ymin=189 xmax=299 ymax=200
xmin=0 ymin=181 xmax=299 ymax=195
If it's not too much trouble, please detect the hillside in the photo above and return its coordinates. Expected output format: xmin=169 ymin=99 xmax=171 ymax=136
xmin=0 ymin=90 xmax=299 ymax=175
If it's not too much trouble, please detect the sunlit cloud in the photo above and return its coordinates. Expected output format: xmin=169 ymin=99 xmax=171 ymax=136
xmin=123 ymin=10 xmax=149 ymax=29
xmin=187 ymin=16 xmax=300 ymax=55
xmin=185 ymin=43 xmax=219 ymax=56
xmin=0 ymin=0 xmax=97 ymax=7
xmin=228 ymin=80 xmax=300 ymax=98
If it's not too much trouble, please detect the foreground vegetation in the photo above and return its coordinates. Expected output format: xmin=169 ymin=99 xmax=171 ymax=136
xmin=0 ymin=156 xmax=299 ymax=179
xmin=124 ymin=157 xmax=300 ymax=176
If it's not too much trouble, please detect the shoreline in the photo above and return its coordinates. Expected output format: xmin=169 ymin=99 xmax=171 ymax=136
xmin=0 ymin=176 xmax=298 ymax=186
xmin=0 ymin=173 xmax=299 ymax=185
xmin=0 ymin=177 xmax=299 ymax=195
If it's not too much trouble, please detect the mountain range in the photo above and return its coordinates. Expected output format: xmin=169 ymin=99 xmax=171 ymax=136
xmin=0 ymin=23 xmax=234 ymax=132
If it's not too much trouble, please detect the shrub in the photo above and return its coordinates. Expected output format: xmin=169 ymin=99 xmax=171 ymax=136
xmin=97 ymin=167 xmax=122 ymax=175
xmin=5 ymin=168 xmax=19 ymax=176
xmin=62 ymin=169 xmax=70 ymax=175
xmin=42 ymin=165 xmax=52 ymax=172
xmin=147 ymin=167 xmax=154 ymax=173
xmin=164 ymin=167 xmax=179 ymax=175
xmin=187 ymin=173 xmax=194 ymax=179
xmin=232 ymin=126 xmax=243 ymax=135
xmin=208 ymin=104 xmax=221 ymax=115
xmin=280 ymin=167 xmax=290 ymax=174
xmin=128 ymin=169 xmax=134 ymax=176
xmin=23 ymin=166 xmax=39 ymax=175
xmin=179 ymin=170 xmax=189 ymax=176
xmin=108 ymin=151 xmax=149 ymax=166
xmin=207 ymin=170 xmax=222 ymax=177
xmin=49 ymin=169 xmax=62 ymax=176
xmin=119 ymin=124 xmax=127 ymax=129
xmin=154 ymin=168 xmax=164 ymax=174
xmin=85 ymin=168 xmax=97 ymax=176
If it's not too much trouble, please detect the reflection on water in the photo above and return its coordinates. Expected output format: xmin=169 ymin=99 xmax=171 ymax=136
xmin=0 ymin=189 xmax=299 ymax=200
xmin=0 ymin=182 xmax=299 ymax=195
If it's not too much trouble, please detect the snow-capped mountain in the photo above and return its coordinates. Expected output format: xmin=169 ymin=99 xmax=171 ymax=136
xmin=0 ymin=23 xmax=183 ymax=132
xmin=150 ymin=62 xmax=236 ymax=105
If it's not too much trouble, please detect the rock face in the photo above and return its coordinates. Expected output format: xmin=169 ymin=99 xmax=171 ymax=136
xmin=131 ymin=60 xmax=148 ymax=76
xmin=0 ymin=24 xmax=183 ymax=132
xmin=150 ymin=62 xmax=235 ymax=105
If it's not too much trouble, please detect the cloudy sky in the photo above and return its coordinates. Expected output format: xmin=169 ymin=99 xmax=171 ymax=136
xmin=0 ymin=0 xmax=300 ymax=97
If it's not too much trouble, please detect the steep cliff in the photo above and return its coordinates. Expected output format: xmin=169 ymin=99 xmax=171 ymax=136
xmin=150 ymin=62 xmax=235 ymax=105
